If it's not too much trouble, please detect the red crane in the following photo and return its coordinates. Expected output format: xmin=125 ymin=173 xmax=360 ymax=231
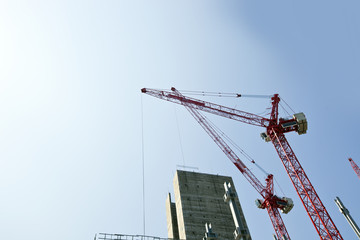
xmin=143 ymin=88 xmax=293 ymax=240
xmin=141 ymin=87 xmax=343 ymax=240
xmin=349 ymin=158 xmax=360 ymax=179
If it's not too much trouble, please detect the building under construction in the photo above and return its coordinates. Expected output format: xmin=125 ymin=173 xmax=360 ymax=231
xmin=166 ymin=170 xmax=251 ymax=240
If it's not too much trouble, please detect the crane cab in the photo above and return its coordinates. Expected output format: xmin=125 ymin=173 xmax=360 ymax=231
xmin=255 ymin=196 xmax=294 ymax=214
xmin=260 ymin=132 xmax=271 ymax=142
xmin=261 ymin=112 xmax=308 ymax=142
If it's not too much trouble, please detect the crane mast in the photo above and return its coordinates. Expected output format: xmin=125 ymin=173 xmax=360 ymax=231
xmin=266 ymin=94 xmax=341 ymax=240
xmin=143 ymin=88 xmax=292 ymax=240
xmin=349 ymin=158 xmax=360 ymax=179
xmin=268 ymin=129 xmax=340 ymax=239
xmin=141 ymin=87 xmax=343 ymax=240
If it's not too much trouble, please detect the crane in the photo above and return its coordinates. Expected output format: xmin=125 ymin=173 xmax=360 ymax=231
xmin=143 ymin=88 xmax=293 ymax=240
xmin=141 ymin=87 xmax=343 ymax=240
xmin=349 ymin=158 xmax=360 ymax=180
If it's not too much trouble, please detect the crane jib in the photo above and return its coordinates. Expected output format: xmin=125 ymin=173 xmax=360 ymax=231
xmin=168 ymin=94 xmax=206 ymax=107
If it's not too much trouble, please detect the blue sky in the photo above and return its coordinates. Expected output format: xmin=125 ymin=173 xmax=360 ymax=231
xmin=0 ymin=1 xmax=359 ymax=239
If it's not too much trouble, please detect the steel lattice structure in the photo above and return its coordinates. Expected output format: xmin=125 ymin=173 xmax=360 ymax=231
xmin=143 ymin=88 xmax=292 ymax=240
xmin=349 ymin=158 xmax=360 ymax=179
xmin=141 ymin=87 xmax=343 ymax=240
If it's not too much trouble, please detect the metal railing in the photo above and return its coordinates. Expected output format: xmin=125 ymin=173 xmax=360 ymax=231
xmin=94 ymin=233 xmax=182 ymax=240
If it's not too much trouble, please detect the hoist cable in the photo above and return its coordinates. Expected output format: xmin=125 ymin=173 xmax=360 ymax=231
xmin=141 ymin=95 xmax=146 ymax=236
xmin=279 ymin=102 xmax=291 ymax=118
xmin=274 ymin=176 xmax=286 ymax=197
xmin=281 ymin=97 xmax=296 ymax=114
xmin=203 ymin=114 xmax=270 ymax=178
xmin=174 ymin=106 xmax=186 ymax=166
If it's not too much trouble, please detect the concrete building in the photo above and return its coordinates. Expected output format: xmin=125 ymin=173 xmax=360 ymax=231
xmin=166 ymin=170 xmax=251 ymax=240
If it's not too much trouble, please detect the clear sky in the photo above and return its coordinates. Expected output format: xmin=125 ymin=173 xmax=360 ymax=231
xmin=0 ymin=1 xmax=359 ymax=239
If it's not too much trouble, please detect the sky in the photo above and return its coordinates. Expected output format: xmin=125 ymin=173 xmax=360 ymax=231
xmin=0 ymin=1 xmax=360 ymax=239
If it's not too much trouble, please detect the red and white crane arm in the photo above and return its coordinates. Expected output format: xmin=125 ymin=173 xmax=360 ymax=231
xmin=141 ymin=88 xmax=269 ymax=128
xmin=349 ymin=158 xmax=360 ymax=179
xmin=269 ymin=130 xmax=342 ymax=240
xmin=267 ymin=203 xmax=289 ymax=240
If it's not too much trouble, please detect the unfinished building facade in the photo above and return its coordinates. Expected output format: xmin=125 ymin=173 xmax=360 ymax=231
xmin=166 ymin=170 xmax=251 ymax=240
